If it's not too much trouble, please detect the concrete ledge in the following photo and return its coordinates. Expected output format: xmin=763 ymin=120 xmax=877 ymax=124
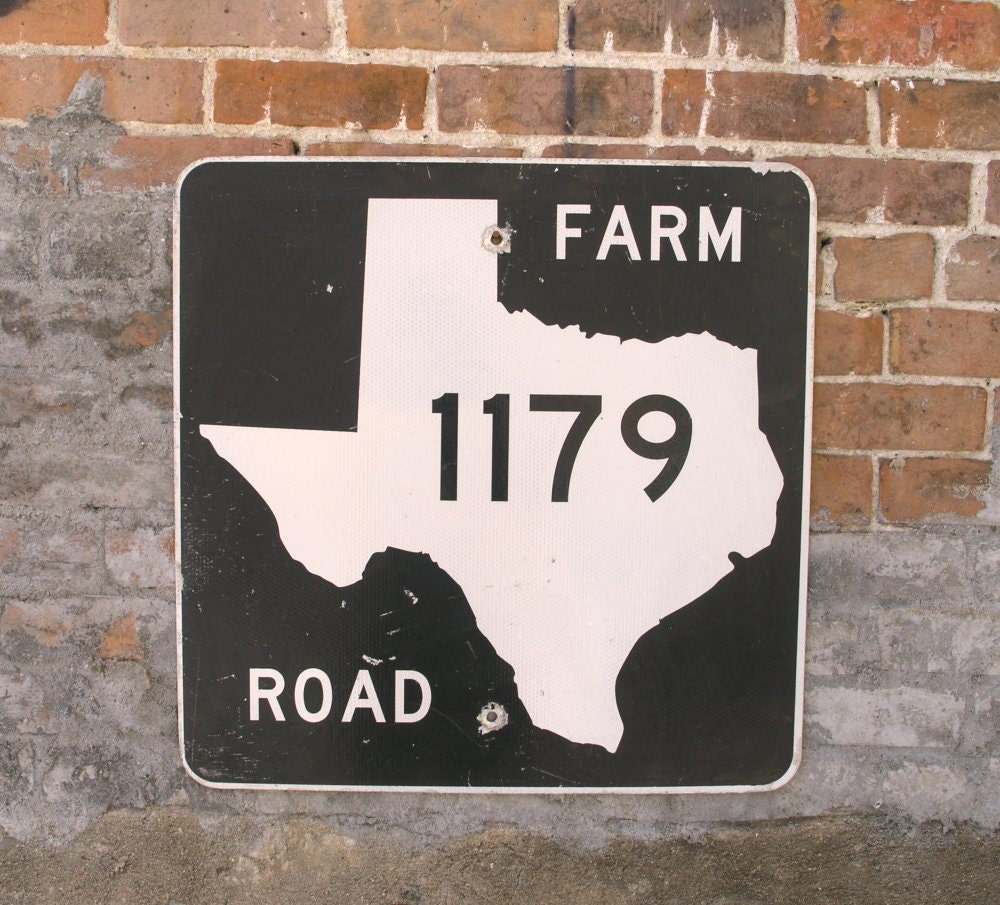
xmin=1 ymin=810 xmax=996 ymax=904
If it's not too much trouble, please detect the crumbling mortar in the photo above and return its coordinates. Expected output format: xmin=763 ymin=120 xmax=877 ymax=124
xmin=557 ymin=0 xmax=575 ymax=59
xmin=864 ymin=80 xmax=883 ymax=153
xmin=202 ymin=53 xmax=218 ymax=128
xmin=928 ymin=229 xmax=947 ymax=306
xmin=421 ymin=65 xmax=440 ymax=135
xmin=869 ymin=449 xmax=885 ymax=531
xmin=4 ymin=108 xmax=1000 ymax=170
xmin=6 ymin=39 xmax=1000 ymax=83
xmin=879 ymin=307 xmax=891 ymax=377
xmin=328 ymin=0 xmax=349 ymax=55
xmin=784 ymin=0 xmax=800 ymax=63
xmin=967 ymin=160 xmax=992 ymax=228
xmin=105 ymin=0 xmax=121 ymax=49
xmin=818 ymin=298 xmax=1000 ymax=317
xmin=813 ymin=441 xmax=994 ymax=459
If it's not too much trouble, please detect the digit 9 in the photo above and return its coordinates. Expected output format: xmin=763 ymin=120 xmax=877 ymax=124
xmin=620 ymin=395 xmax=692 ymax=502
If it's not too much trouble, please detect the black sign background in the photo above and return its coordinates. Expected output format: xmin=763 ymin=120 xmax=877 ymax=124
xmin=177 ymin=161 xmax=812 ymax=789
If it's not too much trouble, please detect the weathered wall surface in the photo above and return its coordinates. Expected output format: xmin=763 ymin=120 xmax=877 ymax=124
xmin=0 ymin=0 xmax=998 ymax=899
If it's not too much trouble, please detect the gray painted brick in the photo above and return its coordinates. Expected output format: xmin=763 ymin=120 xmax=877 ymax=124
xmin=869 ymin=609 xmax=1000 ymax=675
xmin=0 ymin=207 xmax=40 ymax=280
xmin=49 ymin=210 xmax=152 ymax=280
xmin=105 ymin=526 xmax=174 ymax=589
xmin=805 ymin=621 xmax=865 ymax=677
xmin=0 ymin=368 xmax=101 ymax=428
xmin=970 ymin=538 xmax=1000 ymax=607
xmin=959 ymin=680 xmax=1000 ymax=757
xmin=882 ymin=762 xmax=974 ymax=825
xmin=806 ymin=686 xmax=964 ymax=748
xmin=0 ymin=309 xmax=171 ymax=372
xmin=0 ymin=513 xmax=103 ymax=596
xmin=0 ymin=444 xmax=171 ymax=510
xmin=0 ymin=672 xmax=51 ymax=734
xmin=809 ymin=532 xmax=985 ymax=617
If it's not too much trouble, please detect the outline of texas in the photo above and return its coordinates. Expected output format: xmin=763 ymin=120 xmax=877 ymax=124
xmin=201 ymin=197 xmax=783 ymax=752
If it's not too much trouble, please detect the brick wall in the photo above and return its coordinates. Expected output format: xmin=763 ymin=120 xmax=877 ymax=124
xmin=0 ymin=0 xmax=998 ymax=894
xmin=1 ymin=0 xmax=997 ymax=524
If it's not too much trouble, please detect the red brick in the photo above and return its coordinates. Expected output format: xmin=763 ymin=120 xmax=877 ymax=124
xmin=810 ymin=454 xmax=873 ymax=529
xmin=119 ymin=0 xmax=329 ymax=48
xmin=880 ymin=80 xmax=1000 ymax=151
xmin=0 ymin=0 xmax=108 ymax=45
xmin=541 ymin=143 xmax=751 ymax=160
xmin=667 ymin=71 xmax=867 ymax=144
xmin=0 ymin=56 xmax=203 ymax=124
xmin=345 ymin=0 xmax=557 ymax=51
xmin=814 ymin=310 xmax=883 ymax=376
xmin=891 ymin=308 xmax=1000 ymax=377
xmin=945 ymin=236 xmax=1000 ymax=302
xmin=570 ymin=0 xmax=784 ymax=59
xmin=663 ymin=70 xmax=707 ymax=137
xmin=987 ymin=161 xmax=1000 ymax=226
xmin=121 ymin=385 xmax=172 ymax=410
xmin=833 ymin=234 xmax=935 ymax=303
xmin=82 ymin=136 xmax=295 ymax=192
xmin=109 ymin=311 xmax=171 ymax=354
xmin=813 ymin=383 xmax=987 ymax=451
xmin=95 ymin=613 xmax=143 ymax=661
xmin=798 ymin=0 xmax=1000 ymax=70
xmin=303 ymin=142 xmax=522 ymax=158
xmin=880 ymin=457 xmax=990 ymax=522
xmin=438 ymin=66 xmax=653 ymax=137
xmin=778 ymin=157 xmax=971 ymax=226
xmin=215 ymin=60 xmax=427 ymax=129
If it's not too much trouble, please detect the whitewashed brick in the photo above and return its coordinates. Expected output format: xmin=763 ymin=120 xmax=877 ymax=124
xmin=883 ymin=763 xmax=971 ymax=824
xmin=871 ymin=610 xmax=1000 ymax=675
xmin=807 ymin=686 xmax=964 ymax=748
xmin=104 ymin=526 xmax=174 ymax=589
xmin=806 ymin=622 xmax=863 ymax=676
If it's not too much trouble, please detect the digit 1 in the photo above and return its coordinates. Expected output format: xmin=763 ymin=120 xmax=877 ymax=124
xmin=483 ymin=394 xmax=510 ymax=502
xmin=432 ymin=393 xmax=458 ymax=501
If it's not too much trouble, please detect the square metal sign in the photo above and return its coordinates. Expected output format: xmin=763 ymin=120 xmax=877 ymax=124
xmin=175 ymin=159 xmax=814 ymax=791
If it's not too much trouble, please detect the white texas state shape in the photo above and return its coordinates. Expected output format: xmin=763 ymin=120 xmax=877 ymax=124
xmin=201 ymin=198 xmax=783 ymax=752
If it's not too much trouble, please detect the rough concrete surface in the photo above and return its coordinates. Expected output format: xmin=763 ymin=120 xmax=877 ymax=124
xmin=1 ymin=811 xmax=997 ymax=904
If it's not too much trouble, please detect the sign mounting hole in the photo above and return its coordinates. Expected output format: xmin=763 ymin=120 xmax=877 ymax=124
xmin=477 ymin=702 xmax=509 ymax=734
xmin=483 ymin=225 xmax=512 ymax=254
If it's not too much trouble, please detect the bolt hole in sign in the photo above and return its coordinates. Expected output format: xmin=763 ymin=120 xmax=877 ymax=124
xmin=175 ymin=160 xmax=815 ymax=792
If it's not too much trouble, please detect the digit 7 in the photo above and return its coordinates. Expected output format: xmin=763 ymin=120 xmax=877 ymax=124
xmin=529 ymin=395 xmax=602 ymax=502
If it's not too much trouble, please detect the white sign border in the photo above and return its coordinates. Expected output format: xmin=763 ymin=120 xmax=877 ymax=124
xmin=173 ymin=157 xmax=816 ymax=794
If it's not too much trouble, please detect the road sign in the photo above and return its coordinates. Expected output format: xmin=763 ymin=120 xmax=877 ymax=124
xmin=175 ymin=159 xmax=814 ymax=791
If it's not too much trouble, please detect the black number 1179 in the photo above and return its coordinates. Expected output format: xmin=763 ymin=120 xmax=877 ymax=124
xmin=431 ymin=393 xmax=691 ymax=503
